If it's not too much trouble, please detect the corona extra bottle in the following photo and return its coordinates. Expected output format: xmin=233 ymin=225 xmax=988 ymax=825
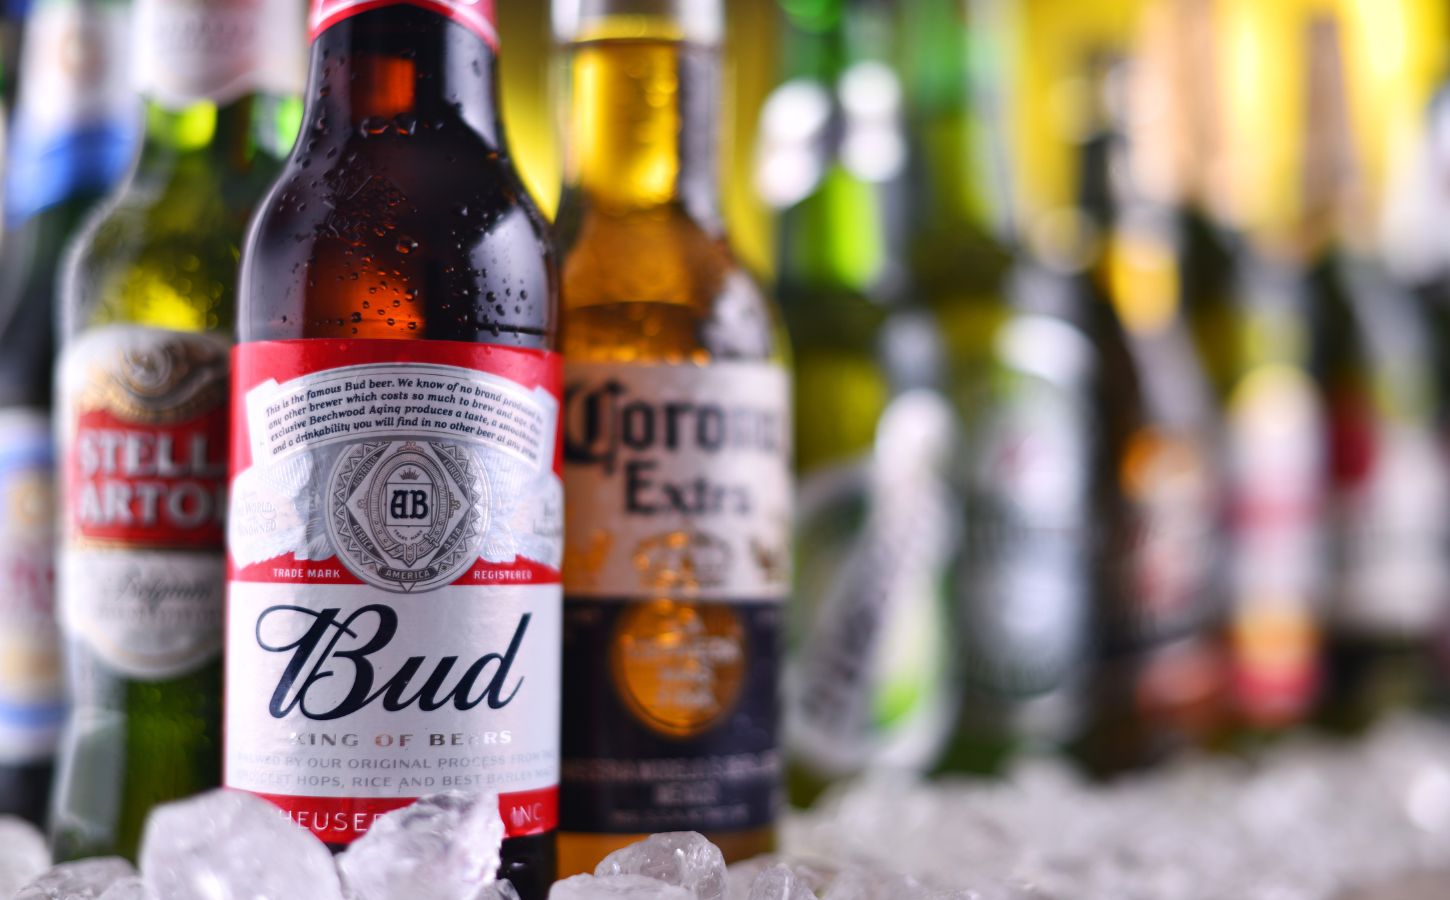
xmin=556 ymin=0 xmax=792 ymax=875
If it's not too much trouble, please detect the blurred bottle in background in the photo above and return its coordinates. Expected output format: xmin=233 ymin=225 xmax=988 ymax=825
xmin=914 ymin=0 xmax=1097 ymax=775
xmin=1292 ymin=17 xmax=1450 ymax=736
xmin=764 ymin=0 xmax=957 ymax=808
xmin=1067 ymin=55 xmax=1226 ymax=776
xmin=0 ymin=0 xmax=27 ymax=109
xmin=51 ymin=0 xmax=301 ymax=861
xmin=0 ymin=0 xmax=136 ymax=827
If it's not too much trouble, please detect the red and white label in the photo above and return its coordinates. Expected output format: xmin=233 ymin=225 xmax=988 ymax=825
xmin=57 ymin=327 xmax=230 ymax=680
xmin=224 ymin=339 xmax=562 ymax=844
xmin=309 ymin=0 xmax=498 ymax=48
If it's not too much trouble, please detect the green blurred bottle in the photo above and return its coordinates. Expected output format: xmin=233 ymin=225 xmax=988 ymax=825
xmin=764 ymin=0 xmax=957 ymax=807
xmin=51 ymin=0 xmax=302 ymax=861
xmin=1293 ymin=18 xmax=1450 ymax=736
xmin=0 ymin=0 xmax=136 ymax=826
xmin=899 ymin=0 xmax=1100 ymax=777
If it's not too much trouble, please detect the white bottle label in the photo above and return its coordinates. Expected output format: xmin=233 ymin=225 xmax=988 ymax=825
xmin=57 ymin=326 xmax=231 ymax=681
xmin=0 ymin=410 xmax=61 ymax=764
xmin=562 ymin=362 xmax=793 ymax=602
xmin=135 ymin=0 xmax=306 ymax=109
xmin=559 ymin=360 xmax=791 ymax=835
xmin=225 ymin=340 xmax=563 ymax=844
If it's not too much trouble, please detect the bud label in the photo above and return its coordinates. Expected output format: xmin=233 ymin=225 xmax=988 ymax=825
xmin=0 ymin=410 xmax=61 ymax=765
xmin=309 ymin=0 xmax=498 ymax=48
xmin=561 ymin=361 xmax=790 ymax=834
xmin=58 ymin=327 xmax=230 ymax=680
xmin=225 ymin=339 xmax=562 ymax=844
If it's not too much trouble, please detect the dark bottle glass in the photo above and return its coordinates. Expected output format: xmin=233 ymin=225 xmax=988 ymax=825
xmin=230 ymin=4 xmax=558 ymax=898
xmin=1293 ymin=18 xmax=1450 ymax=735
xmin=0 ymin=0 xmax=135 ymax=827
xmin=1067 ymin=58 xmax=1226 ymax=774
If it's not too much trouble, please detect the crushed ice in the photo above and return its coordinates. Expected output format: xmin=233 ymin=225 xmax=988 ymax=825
xmin=8 ymin=716 xmax=1450 ymax=898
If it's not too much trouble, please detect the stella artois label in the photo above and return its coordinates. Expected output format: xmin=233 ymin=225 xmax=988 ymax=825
xmin=135 ymin=0 xmax=307 ymax=110
xmin=0 ymin=410 xmax=62 ymax=764
xmin=309 ymin=0 xmax=498 ymax=48
xmin=560 ymin=361 xmax=790 ymax=835
xmin=224 ymin=339 xmax=562 ymax=845
xmin=57 ymin=326 xmax=231 ymax=681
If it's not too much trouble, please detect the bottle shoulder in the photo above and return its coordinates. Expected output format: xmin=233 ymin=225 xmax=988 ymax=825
xmin=240 ymin=129 xmax=557 ymax=346
xmin=557 ymin=204 xmax=784 ymax=366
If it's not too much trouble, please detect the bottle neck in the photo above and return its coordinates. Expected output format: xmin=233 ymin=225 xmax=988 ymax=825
xmin=564 ymin=33 xmax=720 ymax=219
xmin=308 ymin=9 xmax=505 ymax=150
xmin=134 ymin=94 xmax=298 ymax=177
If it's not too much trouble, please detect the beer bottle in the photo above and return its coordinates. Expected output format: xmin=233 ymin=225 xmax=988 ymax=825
xmin=52 ymin=0 xmax=302 ymax=861
xmin=763 ymin=0 xmax=955 ymax=806
xmin=225 ymin=2 xmax=560 ymax=897
xmin=556 ymin=0 xmax=791 ymax=875
xmin=1068 ymin=57 xmax=1226 ymax=774
xmin=0 ymin=0 xmax=135 ymax=827
xmin=1295 ymin=18 xmax=1450 ymax=735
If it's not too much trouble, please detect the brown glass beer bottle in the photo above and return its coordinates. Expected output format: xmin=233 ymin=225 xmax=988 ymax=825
xmin=225 ymin=3 xmax=561 ymax=897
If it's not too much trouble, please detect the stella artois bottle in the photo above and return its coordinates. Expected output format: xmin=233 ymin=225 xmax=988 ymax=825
xmin=51 ymin=0 xmax=302 ymax=861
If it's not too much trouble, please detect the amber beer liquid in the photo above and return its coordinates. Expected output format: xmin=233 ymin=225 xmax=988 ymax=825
xmin=556 ymin=0 xmax=791 ymax=874
xmin=224 ymin=1 xmax=560 ymax=896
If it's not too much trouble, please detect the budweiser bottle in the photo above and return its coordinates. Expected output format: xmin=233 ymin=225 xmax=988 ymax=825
xmin=51 ymin=0 xmax=301 ymax=860
xmin=225 ymin=2 xmax=560 ymax=896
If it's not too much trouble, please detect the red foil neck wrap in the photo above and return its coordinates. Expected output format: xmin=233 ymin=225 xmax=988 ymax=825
xmin=310 ymin=0 xmax=499 ymax=48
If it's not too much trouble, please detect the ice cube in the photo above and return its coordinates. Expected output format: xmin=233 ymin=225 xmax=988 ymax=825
xmin=97 ymin=877 xmax=158 ymax=900
xmin=337 ymin=791 xmax=505 ymax=900
xmin=549 ymin=873 xmax=695 ymax=899
xmin=727 ymin=857 xmax=831 ymax=900
xmin=747 ymin=864 xmax=817 ymax=900
xmin=0 ymin=817 xmax=50 ymax=896
xmin=139 ymin=789 xmax=343 ymax=900
xmin=13 ymin=858 xmax=135 ymax=899
xmin=819 ymin=867 xmax=928 ymax=900
xmin=478 ymin=880 xmax=522 ymax=900
xmin=596 ymin=832 xmax=728 ymax=900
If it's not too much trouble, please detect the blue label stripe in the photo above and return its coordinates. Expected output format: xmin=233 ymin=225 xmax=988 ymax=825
xmin=4 ymin=120 xmax=137 ymax=226
xmin=0 ymin=697 xmax=64 ymax=728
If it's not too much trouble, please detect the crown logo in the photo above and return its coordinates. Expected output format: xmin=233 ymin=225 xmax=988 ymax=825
xmin=398 ymin=469 xmax=422 ymax=481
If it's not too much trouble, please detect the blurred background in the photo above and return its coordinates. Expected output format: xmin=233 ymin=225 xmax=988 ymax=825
xmin=13 ymin=0 xmax=1450 ymax=815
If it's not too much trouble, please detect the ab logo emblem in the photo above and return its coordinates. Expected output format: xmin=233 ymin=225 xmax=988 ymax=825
xmin=328 ymin=440 xmax=488 ymax=592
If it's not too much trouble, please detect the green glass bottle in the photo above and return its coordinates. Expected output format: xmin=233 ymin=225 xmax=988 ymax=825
xmin=898 ymin=0 xmax=1094 ymax=778
xmin=50 ymin=0 xmax=302 ymax=861
xmin=765 ymin=0 xmax=957 ymax=807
